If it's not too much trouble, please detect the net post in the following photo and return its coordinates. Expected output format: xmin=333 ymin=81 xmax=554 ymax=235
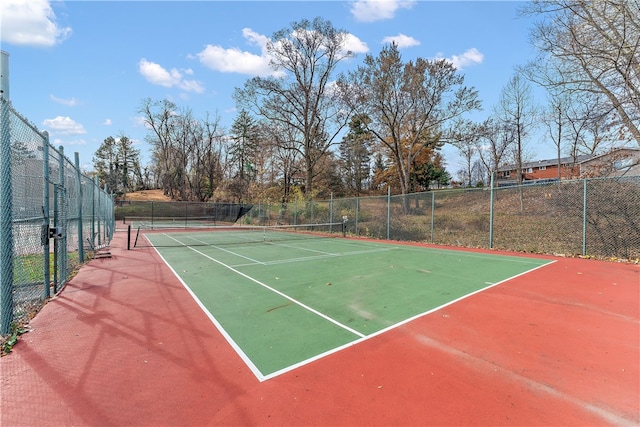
xmin=127 ymin=224 xmax=131 ymax=250
xmin=133 ymin=226 xmax=141 ymax=248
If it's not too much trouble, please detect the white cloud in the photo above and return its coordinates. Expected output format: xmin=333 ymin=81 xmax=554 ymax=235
xmin=382 ymin=33 xmax=420 ymax=49
xmin=55 ymin=137 xmax=86 ymax=146
xmin=242 ymin=28 xmax=270 ymax=50
xmin=103 ymin=119 xmax=112 ymax=126
xmin=138 ymin=59 xmax=205 ymax=93
xmin=436 ymin=48 xmax=484 ymax=70
xmin=50 ymin=94 xmax=79 ymax=107
xmin=197 ymin=28 xmax=368 ymax=76
xmin=43 ymin=116 xmax=86 ymax=135
xmin=197 ymin=44 xmax=273 ymax=76
xmin=0 ymin=0 xmax=71 ymax=47
xmin=132 ymin=116 xmax=149 ymax=129
xmin=343 ymin=33 xmax=369 ymax=54
xmin=196 ymin=28 xmax=277 ymax=77
xmin=351 ymin=0 xmax=417 ymax=23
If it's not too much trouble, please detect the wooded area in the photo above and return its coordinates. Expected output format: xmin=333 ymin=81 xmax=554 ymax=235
xmin=93 ymin=2 xmax=639 ymax=204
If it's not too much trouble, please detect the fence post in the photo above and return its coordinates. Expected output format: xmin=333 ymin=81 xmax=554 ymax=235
xmin=111 ymin=192 xmax=115 ymax=240
xmin=430 ymin=191 xmax=435 ymax=244
xmin=0 ymin=52 xmax=14 ymax=334
xmin=582 ymin=178 xmax=588 ymax=256
xmin=386 ymin=186 xmax=391 ymax=240
xmin=489 ymin=172 xmax=495 ymax=249
xmin=91 ymin=175 xmax=95 ymax=249
xmin=330 ymin=192 xmax=333 ymax=231
xmin=53 ymin=183 xmax=59 ymax=292
xmin=96 ymin=176 xmax=101 ymax=244
xmin=58 ymin=146 xmax=67 ymax=287
xmin=103 ymin=184 xmax=108 ymax=240
xmin=355 ymin=197 xmax=359 ymax=235
xmin=108 ymin=188 xmax=113 ymax=241
xmin=43 ymin=133 xmax=50 ymax=299
xmin=75 ymin=152 xmax=84 ymax=263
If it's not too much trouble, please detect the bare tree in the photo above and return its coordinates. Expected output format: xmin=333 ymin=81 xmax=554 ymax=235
xmin=523 ymin=0 xmax=640 ymax=145
xmin=340 ymin=43 xmax=480 ymax=211
xmin=523 ymin=55 xmax=620 ymax=173
xmin=194 ymin=112 xmax=226 ymax=202
xmin=259 ymin=121 xmax=302 ymax=203
xmin=139 ymin=98 xmax=178 ymax=198
xmin=449 ymin=119 xmax=482 ymax=187
xmin=234 ymin=17 xmax=354 ymax=198
xmin=541 ymin=87 xmax=569 ymax=181
xmin=474 ymin=118 xmax=514 ymax=185
xmin=496 ymin=73 xmax=538 ymax=186
xmin=139 ymin=98 xmax=226 ymax=201
xmin=564 ymin=90 xmax=617 ymax=156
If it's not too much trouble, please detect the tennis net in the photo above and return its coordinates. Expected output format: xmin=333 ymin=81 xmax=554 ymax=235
xmin=131 ymin=222 xmax=347 ymax=248
xmin=125 ymin=216 xmax=224 ymax=230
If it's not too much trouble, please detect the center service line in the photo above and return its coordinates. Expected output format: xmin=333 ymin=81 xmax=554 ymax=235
xmin=186 ymin=245 xmax=367 ymax=339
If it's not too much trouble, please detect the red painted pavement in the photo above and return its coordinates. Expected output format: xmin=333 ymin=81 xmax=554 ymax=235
xmin=1 ymin=228 xmax=638 ymax=426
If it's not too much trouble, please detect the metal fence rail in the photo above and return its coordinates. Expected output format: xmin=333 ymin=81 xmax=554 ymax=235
xmin=0 ymin=98 xmax=115 ymax=335
xmin=113 ymin=179 xmax=638 ymax=261
xmin=239 ymin=177 xmax=639 ymax=260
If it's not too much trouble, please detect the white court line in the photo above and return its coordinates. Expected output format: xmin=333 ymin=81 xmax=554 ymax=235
xmin=150 ymin=231 xmax=556 ymax=382
xmin=259 ymin=247 xmax=394 ymax=265
xmin=265 ymin=240 xmax=338 ymax=256
xmin=185 ymin=245 xmax=366 ymax=339
xmin=148 ymin=239 xmax=266 ymax=381
xmin=231 ymin=247 xmax=394 ymax=268
xmin=261 ymin=259 xmax=557 ymax=381
xmin=183 ymin=235 xmax=265 ymax=265
xmin=162 ymin=232 xmax=393 ymax=268
xmin=164 ymin=232 xmax=340 ymax=263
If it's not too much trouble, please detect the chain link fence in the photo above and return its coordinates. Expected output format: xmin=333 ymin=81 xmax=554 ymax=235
xmin=113 ymin=176 xmax=638 ymax=261
xmin=1 ymin=98 xmax=115 ymax=336
xmin=240 ymin=177 xmax=639 ymax=260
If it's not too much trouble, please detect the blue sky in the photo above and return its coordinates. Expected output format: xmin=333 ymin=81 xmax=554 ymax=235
xmin=0 ymin=0 xmax=554 ymax=175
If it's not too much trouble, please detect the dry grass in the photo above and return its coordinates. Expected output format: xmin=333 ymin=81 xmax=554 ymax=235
xmin=121 ymin=189 xmax=171 ymax=202
xmin=116 ymin=182 xmax=639 ymax=261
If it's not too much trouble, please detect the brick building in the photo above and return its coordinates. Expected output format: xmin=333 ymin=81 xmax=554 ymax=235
xmin=495 ymin=147 xmax=640 ymax=186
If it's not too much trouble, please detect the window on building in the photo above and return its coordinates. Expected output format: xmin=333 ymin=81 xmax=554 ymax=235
xmin=539 ymin=166 xmax=546 ymax=170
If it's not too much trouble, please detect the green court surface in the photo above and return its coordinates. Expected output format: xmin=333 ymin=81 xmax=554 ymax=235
xmin=146 ymin=231 xmax=552 ymax=381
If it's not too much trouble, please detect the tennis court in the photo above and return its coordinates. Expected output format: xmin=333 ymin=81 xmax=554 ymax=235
xmin=2 ymin=226 xmax=638 ymax=426
xmin=141 ymin=226 xmax=552 ymax=380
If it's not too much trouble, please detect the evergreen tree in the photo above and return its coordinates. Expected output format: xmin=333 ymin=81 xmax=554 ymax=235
xmin=339 ymin=114 xmax=372 ymax=196
xmin=93 ymin=135 xmax=142 ymax=194
xmin=229 ymin=110 xmax=259 ymax=182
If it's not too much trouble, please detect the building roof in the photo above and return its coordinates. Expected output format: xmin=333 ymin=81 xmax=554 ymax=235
xmin=579 ymin=147 xmax=640 ymax=165
xmin=497 ymin=154 xmax=593 ymax=172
